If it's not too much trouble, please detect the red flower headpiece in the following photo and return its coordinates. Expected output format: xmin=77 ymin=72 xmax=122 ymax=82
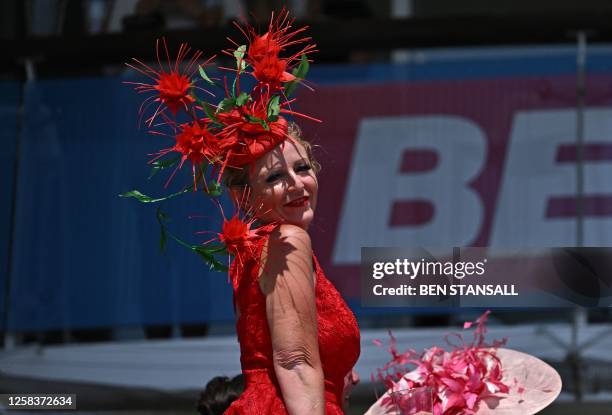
xmin=123 ymin=9 xmax=319 ymax=272
xmin=125 ymin=8 xmax=318 ymax=190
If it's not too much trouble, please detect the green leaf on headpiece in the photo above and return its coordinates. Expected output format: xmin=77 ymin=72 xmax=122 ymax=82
xmin=207 ymin=180 xmax=223 ymax=197
xmin=235 ymin=92 xmax=249 ymax=107
xmin=245 ymin=114 xmax=269 ymax=131
xmin=154 ymin=207 xmax=228 ymax=272
xmin=148 ymin=155 xmax=181 ymax=179
xmin=190 ymin=92 xmax=221 ymax=125
xmin=207 ymin=244 xmax=228 ymax=253
xmin=119 ymin=188 xmax=191 ymax=203
xmin=284 ymin=82 xmax=297 ymax=98
xmin=294 ymin=54 xmax=310 ymax=79
xmin=267 ymin=95 xmax=281 ymax=120
xmin=284 ymin=54 xmax=310 ymax=97
xmin=231 ymin=76 xmax=238 ymax=99
xmin=193 ymin=245 xmax=228 ymax=272
xmin=203 ymin=101 xmax=219 ymax=122
xmin=234 ymin=45 xmax=247 ymax=73
xmin=217 ymin=97 xmax=236 ymax=113
xmin=156 ymin=207 xmax=169 ymax=252
xmin=198 ymin=65 xmax=217 ymax=86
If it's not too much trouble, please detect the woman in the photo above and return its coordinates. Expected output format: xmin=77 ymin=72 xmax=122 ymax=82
xmin=125 ymin=10 xmax=360 ymax=414
xmin=222 ymin=124 xmax=361 ymax=414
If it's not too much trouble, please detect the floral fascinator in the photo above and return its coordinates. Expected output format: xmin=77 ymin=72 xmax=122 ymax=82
xmin=121 ymin=10 xmax=318 ymax=278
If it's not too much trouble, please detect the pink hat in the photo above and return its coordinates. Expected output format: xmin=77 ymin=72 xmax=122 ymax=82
xmin=370 ymin=312 xmax=562 ymax=415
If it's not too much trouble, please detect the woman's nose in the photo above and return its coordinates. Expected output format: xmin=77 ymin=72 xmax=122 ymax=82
xmin=287 ymin=172 xmax=305 ymax=191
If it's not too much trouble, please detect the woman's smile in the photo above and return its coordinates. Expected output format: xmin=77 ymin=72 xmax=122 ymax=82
xmin=284 ymin=196 xmax=310 ymax=208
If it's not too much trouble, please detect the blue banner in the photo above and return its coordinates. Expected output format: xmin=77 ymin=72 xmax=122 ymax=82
xmin=7 ymin=78 xmax=233 ymax=331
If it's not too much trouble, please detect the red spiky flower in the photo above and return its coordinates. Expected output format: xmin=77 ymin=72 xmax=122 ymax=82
xmin=249 ymin=32 xmax=281 ymax=62
xmin=196 ymin=190 xmax=278 ymax=286
xmin=150 ymin=119 xmax=222 ymax=190
xmin=219 ymin=211 xmax=275 ymax=289
xmin=219 ymin=214 xmax=257 ymax=257
xmin=219 ymin=216 xmax=279 ymax=288
xmin=227 ymin=9 xmax=317 ymax=88
xmin=252 ymin=54 xmax=295 ymax=85
xmin=125 ymin=38 xmax=214 ymax=126
xmin=156 ymin=71 xmax=193 ymax=114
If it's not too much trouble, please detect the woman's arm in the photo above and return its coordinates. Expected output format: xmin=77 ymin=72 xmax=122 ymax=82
xmin=259 ymin=224 xmax=324 ymax=415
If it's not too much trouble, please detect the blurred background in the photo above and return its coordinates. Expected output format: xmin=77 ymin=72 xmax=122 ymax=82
xmin=2 ymin=0 xmax=612 ymax=414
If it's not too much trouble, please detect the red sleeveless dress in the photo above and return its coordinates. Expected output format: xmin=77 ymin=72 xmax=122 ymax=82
xmin=225 ymin=229 xmax=361 ymax=414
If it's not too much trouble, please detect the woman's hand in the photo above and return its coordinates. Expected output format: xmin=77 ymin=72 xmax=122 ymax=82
xmin=342 ymin=369 xmax=360 ymax=411
xmin=364 ymin=392 xmax=397 ymax=415
xmin=260 ymin=224 xmax=324 ymax=415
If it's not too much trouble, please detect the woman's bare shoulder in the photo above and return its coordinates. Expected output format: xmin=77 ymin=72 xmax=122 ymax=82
xmin=258 ymin=224 xmax=314 ymax=294
xmin=269 ymin=223 xmax=312 ymax=248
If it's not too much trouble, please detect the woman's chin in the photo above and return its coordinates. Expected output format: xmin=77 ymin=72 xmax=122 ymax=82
xmin=282 ymin=208 xmax=315 ymax=230
xmin=257 ymin=207 xmax=315 ymax=230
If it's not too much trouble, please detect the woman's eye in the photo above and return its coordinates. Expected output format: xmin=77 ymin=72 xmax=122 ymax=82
xmin=296 ymin=164 xmax=312 ymax=173
xmin=265 ymin=165 xmax=310 ymax=183
xmin=265 ymin=173 xmax=282 ymax=183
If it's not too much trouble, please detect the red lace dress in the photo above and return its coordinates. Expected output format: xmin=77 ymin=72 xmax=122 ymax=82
xmin=225 ymin=230 xmax=361 ymax=414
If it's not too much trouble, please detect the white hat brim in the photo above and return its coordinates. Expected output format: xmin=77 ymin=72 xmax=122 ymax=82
xmin=477 ymin=348 xmax=562 ymax=415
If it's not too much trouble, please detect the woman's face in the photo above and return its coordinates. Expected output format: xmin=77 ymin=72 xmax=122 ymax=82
xmin=246 ymin=139 xmax=318 ymax=230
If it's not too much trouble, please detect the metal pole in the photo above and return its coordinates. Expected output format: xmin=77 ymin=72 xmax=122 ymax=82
xmin=570 ymin=29 xmax=588 ymax=402
xmin=3 ymin=58 xmax=35 ymax=350
xmin=576 ymin=31 xmax=586 ymax=248
xmin=541 ymin=31 xmax=612 ymax=401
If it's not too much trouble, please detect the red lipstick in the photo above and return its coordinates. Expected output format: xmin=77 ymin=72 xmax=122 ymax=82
xmin=285 ymin=196 xmax=309 ymax=207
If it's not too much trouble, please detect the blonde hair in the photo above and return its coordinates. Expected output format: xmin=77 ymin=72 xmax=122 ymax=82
xmin=222 ymin=122 xmax=321 ymax=189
